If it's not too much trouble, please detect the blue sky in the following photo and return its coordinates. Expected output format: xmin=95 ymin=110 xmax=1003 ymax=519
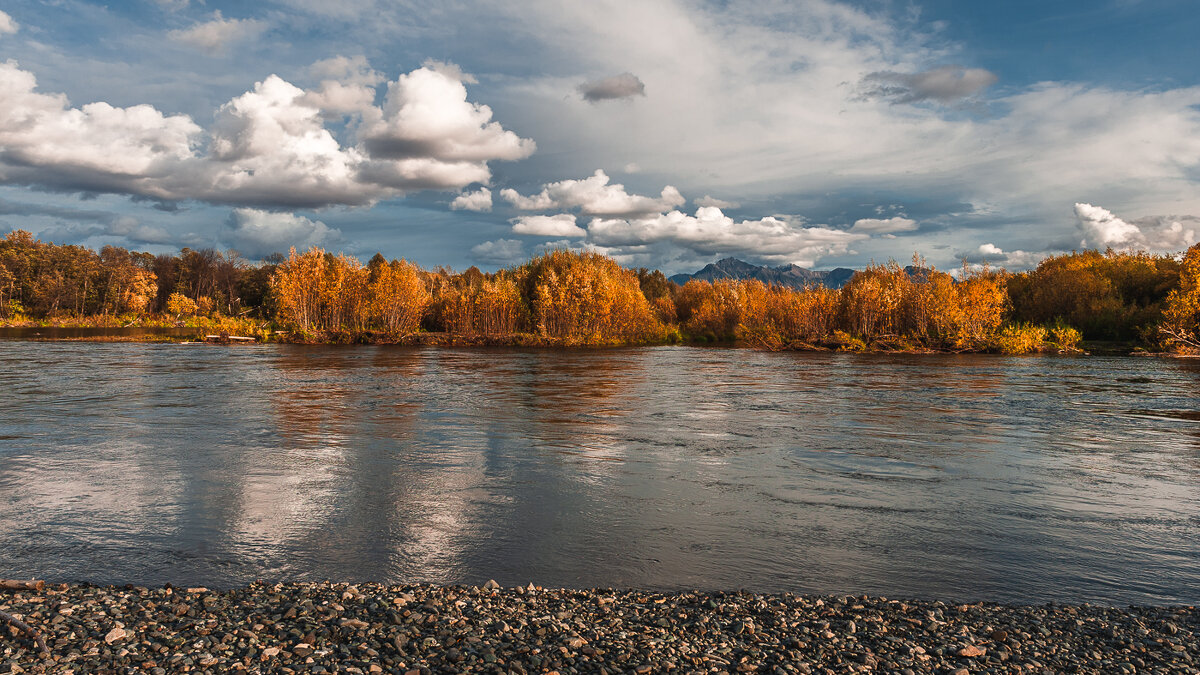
xmin=0 ymin=0 xmax=1198 ymax=274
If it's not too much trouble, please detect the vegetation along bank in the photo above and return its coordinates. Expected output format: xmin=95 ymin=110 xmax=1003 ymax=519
xmin=3 ymin=229 xmax=1200 ymax=354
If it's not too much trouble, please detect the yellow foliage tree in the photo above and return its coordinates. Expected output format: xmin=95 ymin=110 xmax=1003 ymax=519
xmin=1160 ymin=243 xmax=1200 ymax=350
xmin=369 ymin=259 xmax=430 ymax=334
xmin=521 ymin=250 xmax=663 ymax=344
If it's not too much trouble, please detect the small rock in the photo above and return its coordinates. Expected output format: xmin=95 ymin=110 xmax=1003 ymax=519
xmin=104 ymin=627 xmax=127 ymax=644
xmin=956 ymin=645 xmax=986 ymax=658
xmin=483 ymin=579 xmax=501 ymax=590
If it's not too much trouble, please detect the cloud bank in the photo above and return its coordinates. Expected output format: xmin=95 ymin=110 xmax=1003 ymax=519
xmin=1075 ymin=203 xmax=1198 ymax=251
xmin=226 ymin=209 xmax=342 ymax=258
xmin=501 ymin=170 xmax=684 ymax=217
xmin=0 ymin=59 xmax=534 ymax=210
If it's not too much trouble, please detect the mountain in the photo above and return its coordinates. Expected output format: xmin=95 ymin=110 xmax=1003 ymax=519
xmin=668 ymin=258 xmax=858 ymax=289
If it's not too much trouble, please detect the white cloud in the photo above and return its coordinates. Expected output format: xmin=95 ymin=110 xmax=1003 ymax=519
xmin=695 ymin=195 xmax=738 ymax=209
xmin=301 ymin=55 xmax=384 ymax=118
xmin=0 ymin=10 xmax=18 ymax=35
xmin=511 ymin=213 xmax=586 ymax=237
xmin=226 ymin=209 xmax=342 ymax=258
xmin=360 ymin=62 xmax=535 ymax=162
xmin=1075 ymin=203 xmax=1198 ymax=251
xmin=470 ymin=238 xmax=525 ymax=265
xmin=167 ymin=11 xmax=266 ymax=54
xmin=0 ymin=60 xmax=533 ymax=209
xmin=579 ymin=72 xmax=646 ymax=102
xmin=860 ymin=66 xmax=998 ymax=104
xmin=450 ymin=187 xmax=493 ymax=212
xmin=955 ymin=243 xmax=1042 ymax=271
xmin=850 ymin=216 xmax=918 ymax=234
xmin=587 ymin=206 xmax=866 ymax=267
xmin=0 ymin=59 xmax=200 ymax=194
xmin=500 ymin=170 xmax=685 ymax=217
xmin=484 ymin=0 xmax=1200 ymax=268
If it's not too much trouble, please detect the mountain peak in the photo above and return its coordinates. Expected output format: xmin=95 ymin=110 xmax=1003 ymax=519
xmin=669 ymin=258 xmax=857 ymax=289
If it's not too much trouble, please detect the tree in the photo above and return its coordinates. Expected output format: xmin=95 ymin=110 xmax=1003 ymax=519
xmin=1160 ymin=243 xmax=1200 ymax=350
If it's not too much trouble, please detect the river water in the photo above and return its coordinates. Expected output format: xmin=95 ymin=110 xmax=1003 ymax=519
xmin=1 ymin=342 xmax=1198 ymax=605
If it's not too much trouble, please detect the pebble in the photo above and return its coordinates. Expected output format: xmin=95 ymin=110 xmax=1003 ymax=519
xmin=0 ymin=583 xmax=1195 ymax=674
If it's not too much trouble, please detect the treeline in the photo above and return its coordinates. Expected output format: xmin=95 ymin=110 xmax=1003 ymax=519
xmin=0 ymin=230 xmax=274 ymax=320
xmin=4 ymin=228 xmax=1200 ymax=352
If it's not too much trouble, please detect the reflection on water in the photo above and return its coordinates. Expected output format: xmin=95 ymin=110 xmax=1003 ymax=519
xmin=1 ymin=343 xmax=1199 ymax=605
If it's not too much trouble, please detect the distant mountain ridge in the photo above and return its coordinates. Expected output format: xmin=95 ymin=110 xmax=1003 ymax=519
xmin=668 ymin=257 xmax=858 ymax=289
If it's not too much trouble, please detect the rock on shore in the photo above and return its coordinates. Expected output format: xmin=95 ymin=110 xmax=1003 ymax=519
xmin=0 ymin=582 xmax=1196 ymax=674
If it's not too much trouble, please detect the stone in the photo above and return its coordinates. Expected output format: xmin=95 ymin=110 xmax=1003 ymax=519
xmin=956 ymin=645 xmax=986 ymax=657
xmin=103 ymin=628 xmax=127 ymax=644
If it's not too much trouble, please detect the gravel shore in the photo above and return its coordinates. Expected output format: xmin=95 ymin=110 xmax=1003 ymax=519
xmin=1 ymin=582 xmax=1195 ymax=674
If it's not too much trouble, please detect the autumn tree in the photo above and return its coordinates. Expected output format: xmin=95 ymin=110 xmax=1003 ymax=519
xmin=520 ymin=250 xmax=663 ymax=344
xmin=1160 ymin=243 xmax=1200 ymax=350
xmin=368 ymin=259 xmax=430 ymax=334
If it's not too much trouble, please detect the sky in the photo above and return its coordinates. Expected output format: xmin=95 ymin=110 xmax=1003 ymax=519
xmin=0 ymin=0 xmax=1198 ymax=274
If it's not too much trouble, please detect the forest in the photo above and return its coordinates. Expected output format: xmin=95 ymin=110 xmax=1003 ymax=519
xmin=2 ymin=228 xmax=1200 ymax=354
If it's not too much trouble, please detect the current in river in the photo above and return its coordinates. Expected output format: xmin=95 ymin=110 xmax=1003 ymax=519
xmin=1 ymin=342 xmax=1198 ymax=605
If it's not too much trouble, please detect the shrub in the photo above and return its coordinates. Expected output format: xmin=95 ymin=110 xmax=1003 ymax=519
xmin=166 ymin=292 xmax=198 ymax=317
xmin=1049 ymin=323 xmax=1082 ymax=350
xmin=992 ymin=323 xmax=1047 ymax=354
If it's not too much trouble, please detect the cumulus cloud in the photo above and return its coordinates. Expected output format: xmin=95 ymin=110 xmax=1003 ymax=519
xmin=167 ymin=11 xmax=266 ymax=54
xmin=0 ymin=60 xmax=200 ymax=194
xmin=860 ymin=66 xmax=998 ymax=104
xmin=226 ymin=209 xmax=342 ymax=258
xmin=360 ymin=62 xmax=536 ymax=162
xmin=0 ymin=10 xmax=18 ymax=35
xmin=850 ymin=216 xmax=918 ymax=234
xmin=450 ymin=187 xmax=493 ymax=212
xmin=579 ymin=73 xmax=645 ymax=103
xmin=470 ymin=238 xmax=525 ymax=265
xmin=586 ymin=206 xmax=866 ymax=267
xmin=1075 ymin=202 xmax=1198 ymax=251
xmin=695 ymin=195 xmax=739 ymax=209
xmin=500 ymin=170 xmax=685 ymax=217
xmin=301 ymin=55 xmax=384 ymax=118
xmin=511 ymin=214 xmax=586 ymax=237
xmin=0 ymin=60 xmax=533 ymax=209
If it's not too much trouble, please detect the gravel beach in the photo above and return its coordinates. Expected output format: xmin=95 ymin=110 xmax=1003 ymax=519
xmin=1 ymin=582 xmax=1195 ymax=674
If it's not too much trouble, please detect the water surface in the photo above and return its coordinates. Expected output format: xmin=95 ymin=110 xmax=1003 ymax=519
xmin=1 ymin=342 xmax=1198 ymax=605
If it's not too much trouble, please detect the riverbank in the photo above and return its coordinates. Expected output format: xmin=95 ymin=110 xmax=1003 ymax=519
xmin=1 ymin=582 xmax=1195 ymax=674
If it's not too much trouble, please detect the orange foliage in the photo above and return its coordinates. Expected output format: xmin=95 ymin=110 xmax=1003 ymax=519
xmin=521 ymin=250 xmax=664 ymax=344
xmin=439 ymin=272 xmax=527 ymax=336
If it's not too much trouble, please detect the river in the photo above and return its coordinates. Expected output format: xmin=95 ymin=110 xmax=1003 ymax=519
xmin=1 ymin=342 xmax=1198 ymax=605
